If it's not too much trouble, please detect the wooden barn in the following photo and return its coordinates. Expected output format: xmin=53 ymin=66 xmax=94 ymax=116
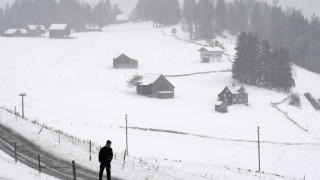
xmin=199 ymin=47 xmax=223 ymax=62
xmin=215 ymin=101 xmax=228 ymax=113
xmin=116 ymin=15 xmax=129 ymax=24
xmin=49 ymin=24 xmax=70 ymax=39
xmin=137 ymin=74 xmax=175 ymax=99
xmin=113 ymin=54 xmax=138 ymax=69
xmin=217 ymin=86 xmax=248 ymax=105
xmin=4 ymin=29 xmax=27 ymax=37
xmin=26 ymin=25 xmax=46 ymax=36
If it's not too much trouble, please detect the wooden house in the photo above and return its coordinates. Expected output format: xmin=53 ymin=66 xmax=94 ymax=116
xmin=199 ymin=47 xmax=223 ymax=62
xmin=113 ymin=54 xmax=138 ymax=69
xmin=84 ymin=23 xmax=101 ymax=32
xmin=4 ymin=29 xmax=27 ymax=37
xmin=137 ymin=74 xmax=175 ymax=99
xmin=116 ymin=15 xmax=129 ymax=24
xmin=215 ymin=101 xmax=228 ymax=113
xmin=26 ymin=25 xmax=46 ymax=36
xmin=49 ymin=24 xmax=70 ymax=39
xmin=217 ymin=86 xmax=248 ymax=105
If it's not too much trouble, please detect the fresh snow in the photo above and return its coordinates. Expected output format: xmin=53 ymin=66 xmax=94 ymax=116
xmin=0 ymin=149 xmax=56 ymax=180
xmin=0 ymin=22 xmax=320 ymax=179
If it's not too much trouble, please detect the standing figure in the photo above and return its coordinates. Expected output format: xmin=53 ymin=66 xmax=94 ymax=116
xmin=99 ymin=140 xmax=113 ymax=180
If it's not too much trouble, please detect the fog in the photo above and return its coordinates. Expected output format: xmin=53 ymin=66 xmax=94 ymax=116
xmin=0 ymin=0 xmax=318 ymax=17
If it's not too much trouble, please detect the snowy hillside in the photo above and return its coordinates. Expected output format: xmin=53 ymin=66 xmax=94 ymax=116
xmin=0 ymin=149 xmax=56 ymax=180
xmin=1 ymin=22 xmax=320 ymax=179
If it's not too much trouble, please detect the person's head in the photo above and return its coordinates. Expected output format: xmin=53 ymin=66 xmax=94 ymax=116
xmin=106 ymin=140 xmax=112 ymax=147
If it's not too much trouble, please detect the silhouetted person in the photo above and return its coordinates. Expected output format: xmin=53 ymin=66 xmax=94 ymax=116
xmin=99 ymin=140 xmax=113 ymax=180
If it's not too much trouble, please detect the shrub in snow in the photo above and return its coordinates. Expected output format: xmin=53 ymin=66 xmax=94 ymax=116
xmin=127 ymin=74 xmax=143 ymax=88
xmin=289 ymin=93 xmax=301 ymax=108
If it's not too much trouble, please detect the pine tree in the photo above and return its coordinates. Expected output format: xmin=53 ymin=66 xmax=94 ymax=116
xmin=232 ymin=31 xmax=248 ymax=81
xmin=277 ymin=47 xmax=295 ymax=91
xmin=251 ymin=2 xmax=265 ymax=38
xmin=182 ymin=0 xmax=196 ymax=39
xmin=195 ymin=0 xmax=214 ymax=40
xmin=215 ymin=0 xmax=227 ymax=34
xmin=258 ymin=39 xmax=272 ymax=86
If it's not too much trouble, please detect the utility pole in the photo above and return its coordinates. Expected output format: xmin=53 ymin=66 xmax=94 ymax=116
xmin=257 ymin=126 xmax=261 ymax=172
xmin=125 ymin=114 xmax=128 ymax=156
xmin=19 ymin=93 xmax=26 ymax=118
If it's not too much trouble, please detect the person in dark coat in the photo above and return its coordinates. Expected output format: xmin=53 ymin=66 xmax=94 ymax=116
xmin=99 ymin=140 xmax=113 ymax=180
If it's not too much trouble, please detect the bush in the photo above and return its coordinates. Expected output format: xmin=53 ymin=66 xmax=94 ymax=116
xmin=127 ymin=74 xmax=143 ymax=88
xmin=289 ymin=93 xmax=301 ymax=108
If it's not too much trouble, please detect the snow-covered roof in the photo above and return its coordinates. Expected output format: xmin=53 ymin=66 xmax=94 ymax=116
xmin=4 ymin=29 xmax=18 ymax=34
xmin=199 ymin=46 xmax=223 ymax=52
xmin=139 ymin=74 xmax=161 ymax=86
xmin=116 ymin=15 xmax=129 ymax=21
xmin=27 ymin=25 xmax=45 ymax=31
xmin=226 ymin=86 xmax=248 ymax=94
xmin=19 ymin=29 xmax=27 ymax=34
xmin=49 ymin=24 xmax=68 ymax=30
xmin=215 ymin=101 xmax=225 ymax=106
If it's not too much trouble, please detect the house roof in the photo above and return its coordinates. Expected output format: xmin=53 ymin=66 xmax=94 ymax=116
xmin=114 ymin=54 xmax=138 ymax=62
xmin=27 ymin=25 xmax=46 ymax=31
xmin=19 ymin=29 xmax=27 ymax=34
xmin=139 ymin=74 xmax=161 ymax=85
xmin=4 ymin=29 xmax=18 ymax=34
xmin=225 ymin=86 xmax=248 ymax=94
xmin=198 ymin=47 xmax=223 ymax=52
xmin=116 ymin=15 xmax=129 ymax=21
xmin=49 ymin=24 xmax=68 ymax=30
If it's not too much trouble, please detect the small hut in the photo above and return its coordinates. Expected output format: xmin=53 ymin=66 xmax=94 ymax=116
xmin=116 ymin=15 xmax=129 ymax=24
xmin=137 ymin=74 xmax=175 ymax=99
xmin=26 ymin=25 xmax=46 ymax=37
xmin=4 ymin=29 xmax=27 ymax=37
xmin=49 ymin=24 xmax=70 ymax=39
xmin=113 ymin=54 xmax=138 ymax=69
xmin=215 ymin=101 xmax=228 ymax=113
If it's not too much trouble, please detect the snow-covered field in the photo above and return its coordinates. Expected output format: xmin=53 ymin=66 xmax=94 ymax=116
xmin=1 ymin=22 xmax=320 ymax=179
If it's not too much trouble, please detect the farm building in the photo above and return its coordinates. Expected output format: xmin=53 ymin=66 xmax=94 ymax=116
xmin=217 ymin=86 xmax=248 ymax=105
xmin=113 ymin=54 xmax=138 ymax=69
xmin=26 ymin=25 xmax=46 ymax=36
xmin=137 ymin=74 xmax=175 ymax=99
xmin=215 ymin=101 xmax=228 ymax=113
xmin=4 ymin=29 xmax=27 ymax=37
xmin=49 ymin=24 xmax=70 ymax=39
xmin=199 ymin=47 xmax=223 ymax=62
xmin=116 ymin=15 xmax=129 ymax=24
xmin=84 ymin=23 xmax=101 ymax=32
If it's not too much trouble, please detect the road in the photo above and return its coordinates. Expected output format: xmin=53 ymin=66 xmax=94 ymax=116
xmin=0 ymin=122 xmax=121 ymax=180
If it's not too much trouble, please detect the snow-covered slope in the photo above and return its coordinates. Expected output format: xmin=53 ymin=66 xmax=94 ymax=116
xmin=0 ymin=149 xmax=56 ymax=180
xmin=0 ymin=22 xmax=320 ymax=179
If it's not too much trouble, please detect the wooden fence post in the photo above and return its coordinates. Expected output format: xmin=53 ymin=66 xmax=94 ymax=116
xmin=123 ymin=150 xmax=126 ymax=162
xmin=14 ymin=142 xmax=17 ymax=162
xmin=38 ymin=154 xmax=41 ymax=173
xmin=89 ymin=141 xmax=91 ymax=161
xmin=72 ymin=160 xmax=77 ymax=180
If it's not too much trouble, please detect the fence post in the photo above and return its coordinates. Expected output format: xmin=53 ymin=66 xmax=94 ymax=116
xmin=123 ymin=150 xmax=126 ymax=162
xmin=38 ymin=154 xmax=41 ymax=173
xmin=72 ymin=160 xmax=77 ymax=180
xmin=14 ymin=142 xmax=17 ymax=162
xmin=89 ymin=141 xmax=91 ymax=161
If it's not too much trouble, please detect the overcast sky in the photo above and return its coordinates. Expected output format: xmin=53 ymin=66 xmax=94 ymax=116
xmin=0 ymin=0 xmax=319 ymax=18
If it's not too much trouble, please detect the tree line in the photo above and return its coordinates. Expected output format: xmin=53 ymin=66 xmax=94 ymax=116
xmin=180 ymin=0 xmax=320 ymax=74
xmin=232 ymin=31 xmax=295 ymax=92
xmin=0 ymin=0 xmax=122 ymax=33
xmin=133 ymin=0 xmax=181 ymax=27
